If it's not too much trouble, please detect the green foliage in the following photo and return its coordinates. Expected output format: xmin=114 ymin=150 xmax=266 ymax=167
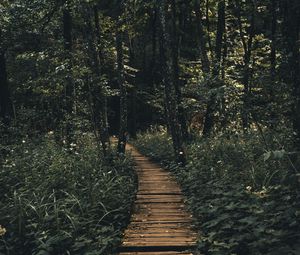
xmin=133 ymin=129 xmax=300 ymax=255
xmin=0 ymin=134 xmax=136 ymax=255
xmin=132 ymin=126 xmax=174 ymax=164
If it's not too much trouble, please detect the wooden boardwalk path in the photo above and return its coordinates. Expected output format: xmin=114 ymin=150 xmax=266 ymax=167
xmin=118 ymin=144 xmax=198 ymax=255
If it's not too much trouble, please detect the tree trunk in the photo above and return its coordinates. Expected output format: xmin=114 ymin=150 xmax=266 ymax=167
xmin=128 ymin=88 xmax=137 ymax=139
xmin=235 ymin=1 xmax=255 ymax=131
xmin=93 ymin=5 xmax=110 ymax=153
xmin=202 ymin=1 xmax=225 ymax=136
xmin=128 ymin=37 xmax=137 ymax=139
xmin=214 ymin=0 xmax=225 ymax=75
xmin=157 ymin=0 xmax=186 ymax=165
xmin=0 ymin=48 xmax=11 ymax=125
xmin=269 ymin=0 xmax=277 ymax=128
xmin=170 ymin=0 xmax=189 ymax=140
xmin=63 ymin=7 xmax=73 ymax=143
xmin=194 ymin=0 xmax=210 ymax=73
xmin=220 ymin=28 xmax=228 ymax=130
xmin=205 ymin=0 xmax=213 ymax=54
xmin=150 ymin=7 xmax=157 ymax=89
xmin=285 ymin=0 xmax=300 ymax=150
xmin=116 ymin=23 xmax=127 ymax=154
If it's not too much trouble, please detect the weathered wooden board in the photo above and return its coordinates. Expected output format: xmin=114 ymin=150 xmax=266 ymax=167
xmin=119 ymin=252 xmax=193 ymax=255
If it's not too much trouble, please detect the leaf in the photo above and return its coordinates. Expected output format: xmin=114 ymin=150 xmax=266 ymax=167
xmin=263 ymin=151 xmax=272 ymax=161
xmin=272 ymin=150 xmax=285 ymax=159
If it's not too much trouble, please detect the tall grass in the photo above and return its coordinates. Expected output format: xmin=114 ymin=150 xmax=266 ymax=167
xmin=0 ymin=133 xmax=136 ymax=255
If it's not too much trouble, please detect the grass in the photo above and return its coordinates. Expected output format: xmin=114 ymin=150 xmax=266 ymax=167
xmin=0 ymin=133 xmax=136 ymax=255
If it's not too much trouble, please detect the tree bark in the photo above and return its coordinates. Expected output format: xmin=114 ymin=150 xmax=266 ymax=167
xmin=0 ymin=47 xmax=11 ymax=125
xmin=63 ymin=6 xmax=73 ymax=142
xmin=93 ymin=5 xmax=110 ymax=153
xmin=269 ymin=0 xmax=277 ymax=128
xmin=205 ymin=0 xmax=213 ymax=54
xmin=150 ymin=7 xmax=157 ymax=88
xmin=214 ymin=0 xmax=226 ymax=74
xmin=194 ymin=0 xmax=210 ymax=73
xmin=116 ymin=21 xmax=127 ymax=154
xmin=285 ymin=0 xmax=300 ymax=150
xmin=128 ymin=36 xmax=137 ymax=139
xmin=202 ymin=1 xmax=225 ymax=136
xmin=170 ymin=0 xmax=189 ymax=140
xmin=157 ymin=0 xmax=186 ymax=165
xmin=235 ymin=0 xmax=255 ymax=131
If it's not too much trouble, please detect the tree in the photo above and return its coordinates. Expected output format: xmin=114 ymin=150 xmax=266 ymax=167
xmin=202 ymin=0 xmax=226 ymax=136
xmin=283 ymin=0 xmax=300 ymax=150
xmin=63 ymin=2 xmax=74 ymax=142
xmin=85 ymin=4 xmax=110 ymax=155
xmin=116 ymin=2 xmax=127 ymax=154
xmin=170 ymin=0 xmax=189 ymax=140
xmin=235 ymin=0 xmax=256 ymax=131
xmin=0 ymin=7 xmax=12 ymax=126
xmin=157 ymin=0 xmax=186 ymax=164
xmin=0 ymin=36 xmax=11 ymax=125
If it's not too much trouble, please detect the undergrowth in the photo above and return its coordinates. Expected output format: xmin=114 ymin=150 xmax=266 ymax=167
xmin=0 ymin=133 xmax=136 ymax=255
xmin=132 ymin=128 xmax=300 ymax=255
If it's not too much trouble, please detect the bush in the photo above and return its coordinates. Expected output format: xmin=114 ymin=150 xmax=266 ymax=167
xmin=0 ymin=133 xmax=136 ymax=255
xmin=133 ymin=129 xmax=300 ymax=255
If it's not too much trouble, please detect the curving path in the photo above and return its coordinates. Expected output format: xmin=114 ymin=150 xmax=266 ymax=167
xmin=118 ymin=144 xmax=198 ymax=255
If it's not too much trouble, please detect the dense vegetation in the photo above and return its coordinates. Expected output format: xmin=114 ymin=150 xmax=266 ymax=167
xmin=1 ymin=0 xmax=300 ymax=254
xmin=133 ymin=129 xmax=299 ymax=254
xmin=0 ymin=132 xmax=136 ymax=254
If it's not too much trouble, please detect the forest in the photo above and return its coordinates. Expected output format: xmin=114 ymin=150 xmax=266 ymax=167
xmin=0 ymin=0 xmax=299 ymax=254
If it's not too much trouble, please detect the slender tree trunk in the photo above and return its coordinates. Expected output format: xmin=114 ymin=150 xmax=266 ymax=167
xmin=170 ymin=0 xmax=189 ymax=140
xmin=235 ymin=1 xmax=255 ymax=131
xmin=285 ymin=0 xmax=300 ymax=150
xmin=214 ymin=0 xmax=225 ymax=75
xmin=220 ymin=12 xmax=228 ymax=130
xmin=202 ymin=1 xmax=225 ymax=136
xmin=157 ymin=0 xmax=186 ymax=165
xmin=93 ymin=5 xmax=110 ymax=153
xmin=194 ymin=0 xmax=210 ymax=73
xmin=63 ymin=7 xmax=73 ymax=143
xmin=150 ymin=8 xmax=157 ymax=88
xmin=116 ymin=22 xmax=127 ymax=154
xmin=221 ymin=31 xmax=227 ymax=80
xmin=195 ymin=0 xmax=216 ymax=137
xmin=128 ymin=88 xmax=137 ymax=139
xmin=0 ymin=48 xmax=11 ymax=126
xmin=205 ymin=0 xmax=213 ymax=54
xmin=128 ymin=36 xmax=137 ymax=139
xmin=270 ymin=0 xmax=277 ymax=80
xmin=269 ymin=0 xmax=277 ymax=128
xmin=178 ymin=2 xmax=185 ymax=56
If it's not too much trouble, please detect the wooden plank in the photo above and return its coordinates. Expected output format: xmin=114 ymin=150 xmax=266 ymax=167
xmin=134 ymin=204 xmax=185 ymax=209
xmin=125 ymin=231 xmax=196 ymax=236
xmin=137 ymin=191 xmax=182 ymax=195
xmin=135 ymin=199 xmax=184 ymax=202
xmin=119 ymin=252 xmax=193 ymax=255
xmin=122 ymin=238 xmax=197 ymax=244
xmin=122 ymin=241 xmax=196 ymax=246
xmin=127 ymin=223 xmax=193 ymax=228
xmin=123 ymin=235 xmax=197 ymax=240
xmin=132 ymin=212 xmax=191 ymax=217
xmin=129 ymin=220 xmax=193 ymax=225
